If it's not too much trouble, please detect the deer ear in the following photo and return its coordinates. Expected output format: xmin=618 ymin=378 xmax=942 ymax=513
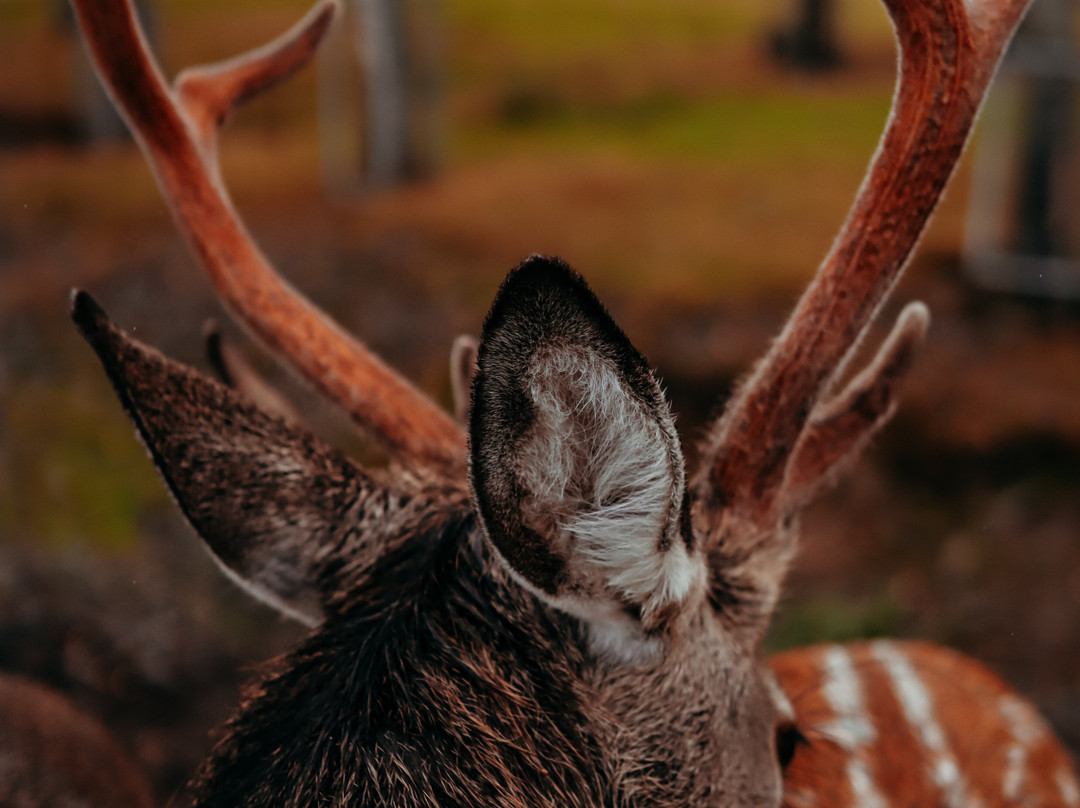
xmin=71 ymin=291 xmax=378 ymax=627
xmin=469 ymin=257 xmax=702 ymax=657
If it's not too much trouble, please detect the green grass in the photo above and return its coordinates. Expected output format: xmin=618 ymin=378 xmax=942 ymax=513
xmin=1 ymin=376 xmax=169 ymax=550
xmin=458 ymin=87 xmax=891 ymax=166
xmin=766 ymin=590 xmax=903 ymax=653
xmin=0 ymin=0 xmax=45 ymax=27
xmin=449 ymin=0 xmax=761 ymax=59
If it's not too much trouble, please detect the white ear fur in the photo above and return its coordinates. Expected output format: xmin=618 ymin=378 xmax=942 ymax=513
xmin=517 ymin=344 xmax=698 ymax=622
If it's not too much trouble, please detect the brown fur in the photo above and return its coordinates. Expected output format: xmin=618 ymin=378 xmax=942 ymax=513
xmin=74 ymin=266 xmax=786 ymax=808
xmin=0 ymin=674 xmax=154 ymax=808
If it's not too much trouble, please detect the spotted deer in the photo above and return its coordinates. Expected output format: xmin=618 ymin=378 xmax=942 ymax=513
xmin=66 ymin=0 xmax=1079 ymax=805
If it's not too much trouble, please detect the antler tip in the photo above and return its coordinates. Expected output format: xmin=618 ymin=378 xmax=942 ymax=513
xmin=321 ymin=0 xmax=344 ymax=22
xmin=897 ymin=300 xmax=931 ymax=339
xmin=302 ymin=0 xmax=343 ymax=43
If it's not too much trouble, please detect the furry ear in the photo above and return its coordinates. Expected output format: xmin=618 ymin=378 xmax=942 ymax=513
xmin=469 ymin=257 xmax=702 ymax=657
xmin=71 ymin=291 xmax=396 ymax=626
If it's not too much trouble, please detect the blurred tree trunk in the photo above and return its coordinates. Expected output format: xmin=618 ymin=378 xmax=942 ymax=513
xmin=1014 ymin=75 xmax=1075 ymax=256
xmin=770 ymin=0 xmax=841 ymax=72
xmin=962 ymin=0 xmax=1080 ymax=298
xmin=357 ymin=0 xmax=411 ymax=185
xmin=353 ymin=0 xmax=443 ymax=187
xmin=1012 ymin=0 xmax=1077 ymax=257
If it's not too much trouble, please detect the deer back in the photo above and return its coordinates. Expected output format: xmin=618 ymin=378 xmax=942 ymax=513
xmin=772 ymin=641 xmax=1080 ymax=808
xmin=0 ymin=673 xmax=154 ymax=808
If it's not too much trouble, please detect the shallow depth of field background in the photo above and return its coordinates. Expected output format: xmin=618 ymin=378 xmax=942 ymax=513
xmin=2 ymin=0 xmax=1079 ymax=801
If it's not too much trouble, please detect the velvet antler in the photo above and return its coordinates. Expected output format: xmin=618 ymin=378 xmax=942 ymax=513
xmin=696 ymin=0 xmax=1031 ymax=529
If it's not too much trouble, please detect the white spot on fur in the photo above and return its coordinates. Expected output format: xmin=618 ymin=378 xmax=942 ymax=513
xmin=847 ymin=759 xmax=887 ymax=808
xmin=872 ymin=641 xmax=979 ymax=808
xmin=585 ymin=614 xmax=664 ymax=664
xmin=821 ymin=645 xmax=877 ymax=751
xmin=999 ymin=693 xmax=1043 ymax=801
xmin=1058 ymin=768 xmax=1080 ymax=808
xmin=817 ymin=646 xmax=887 ymax=808
xmin=763 ymin=670 xmax=795 ymax=722
xmin=783 ymin=786 xmax=818 ymax=808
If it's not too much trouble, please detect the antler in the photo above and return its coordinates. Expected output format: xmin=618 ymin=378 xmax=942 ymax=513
xmin=204 ymin=319 xmax=303 ymax=425
xmin=69 ymin=0 xmax=467 ymax=476
xmin=696 ymin=0 xmax=1032 ymax=523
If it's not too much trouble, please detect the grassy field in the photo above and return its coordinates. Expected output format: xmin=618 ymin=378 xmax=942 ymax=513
xmin=1 ymin=0 xmax=902 ymax=302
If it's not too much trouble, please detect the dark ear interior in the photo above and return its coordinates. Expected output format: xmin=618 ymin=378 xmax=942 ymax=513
xmin=468 ymin=257 xmax=696 ymax=639
xmin=71 ymin=291 xmax=380 ymax=625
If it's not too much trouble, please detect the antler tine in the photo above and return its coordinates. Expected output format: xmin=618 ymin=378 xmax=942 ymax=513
xmin=696 ymin=0 xmax=1032 ymax=522
xmin=174 ymin=1 xmax=337 ymax=163
xmin=449 ymin=335 xmax=479 ymax=426
xmin=70 ymin=0 xmax=467 ymax=475
xmin=204 ymin=319 xmax=303 ymax=425
xmin=785 ymin=301 xmax=929 ymax=507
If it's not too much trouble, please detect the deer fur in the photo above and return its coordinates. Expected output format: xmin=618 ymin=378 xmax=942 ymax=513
xmin=73 ymin=262 xmax=786 ymax=807
xmin=0 ymin=673 xmax=153 ymax=808
xmin=772 ymin=641 xmax=1080 ymax=808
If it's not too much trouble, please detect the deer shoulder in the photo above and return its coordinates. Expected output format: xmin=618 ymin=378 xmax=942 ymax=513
xmin=0 ymin=673 xmax=154 ymax=808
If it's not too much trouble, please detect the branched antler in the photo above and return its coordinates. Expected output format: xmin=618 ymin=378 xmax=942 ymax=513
xmin=785 ymin=300 xmax=929 ymax=506
xmin=174 ymin=3 xmax=334 ymax=164
xmin=70 ymin=0 xmax=466 ymax=475
xmin=695 ymin=0 xmax=1032 ymax=527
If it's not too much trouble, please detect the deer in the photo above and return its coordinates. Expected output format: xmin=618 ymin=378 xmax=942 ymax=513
xmin=0 ymin=673 xmax=154 ymax=808
xmin=63 ymin=0 xmax=1079 ymax=805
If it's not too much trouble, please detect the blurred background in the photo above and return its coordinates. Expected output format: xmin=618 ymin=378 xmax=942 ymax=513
xmin=2 ymin=0 xmax=1079 ymax=801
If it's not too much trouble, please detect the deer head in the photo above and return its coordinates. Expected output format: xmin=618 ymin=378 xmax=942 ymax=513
xmin=68 ymin=0 xmax=1034 ymax=805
